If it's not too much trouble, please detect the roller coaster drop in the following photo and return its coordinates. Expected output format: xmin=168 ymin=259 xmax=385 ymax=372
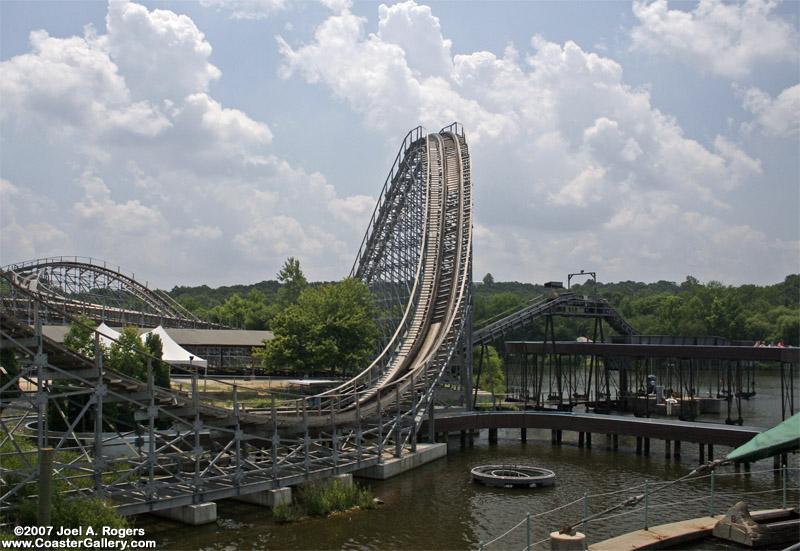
xmin=0 ymin=124 xmax=473 ymax=518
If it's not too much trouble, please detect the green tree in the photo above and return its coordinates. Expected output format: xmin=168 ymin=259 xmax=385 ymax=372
xmin=256 ymin=278 xmax=379 ymax=376
xmin=107 ymin=327 xmax=149 ymax=380
xmin=244 ymin=289 xmax=272 ymax=330
xmin=212 ymin=293 xmax=247 ymax=327
xmin=705 ymin=295 xmax=746 ymax=339
xmin=776 ymin=313 xmax=799 ymax=346
xmin=0 ymin=348 xmax=20 ymax=398
xmin=276 ymin=257 xmax=307 ymax=308
xmin=63 ymin=315 xmax=97 ymax=358
xmin=482 ymin=273 xmax=494 ymax=287
xmin=473 ymin=345 xmax=505 ymax=395
xmin=144 ymin=332 xmax=170 ymax=388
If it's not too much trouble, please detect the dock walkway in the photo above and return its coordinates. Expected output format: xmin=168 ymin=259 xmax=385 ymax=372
xmin=588 ymin=515 xmax=719 ymax=550
xmin=426 ymin=411 xmax=762 ymax=448
xmin=588 ymin=508 xmax=790 ymax=550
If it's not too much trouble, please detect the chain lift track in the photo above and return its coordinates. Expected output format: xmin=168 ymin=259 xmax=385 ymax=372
xmin=0 ymin=124 xmax=472 ymax=518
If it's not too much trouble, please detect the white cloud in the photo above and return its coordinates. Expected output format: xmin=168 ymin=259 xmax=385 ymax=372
xmin=739 ymin=84 xmax=800 ymax=138
xmin=199 ymin=0 xmax=287 ymax=20
xmin=73 ymin=169 xmax=165 ymax=235
xmin=102 ymin=1 xmax=221 ymax=102
xmin=173 ymin=224 xmax=223 ymax=240
xmin=328 ymin=194 xmax=376 ymax=228
xmin=2 ymin=0 xmax=796 ymax=288
xmin=277 ymin=1 xmax=793 ymax=285
xmin=0 ymin=1 xmax=373 ymax=285
xmin=277 ymin=8 xmax=515 ymax=142
xmin=377 ymin=1 xmax=453 ymax=79
xmin=1 ymin=179 xmax=72 ymax=261
xmin=319 ymin=0 xmax=352 ymax=14
xmin=232 ymin=215 xmax=346 ymax=261
xmin=630 ymin=0 xmax=798 ymax=79
xmin=0 ymin=30 xmax=137 ymax=134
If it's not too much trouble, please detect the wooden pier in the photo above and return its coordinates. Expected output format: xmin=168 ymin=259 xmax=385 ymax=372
xmin=588 ymin=508 xmax=795 ymax=550
xmin=422 ymin=411 xmax=763 ymax=455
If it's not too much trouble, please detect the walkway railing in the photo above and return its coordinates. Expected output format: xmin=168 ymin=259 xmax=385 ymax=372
xmin=477 ymin=463 xmax=799 ymax=550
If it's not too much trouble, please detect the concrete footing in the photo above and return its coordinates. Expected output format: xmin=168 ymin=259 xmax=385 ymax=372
xmin=154 ymin=502 xmax=217 ymax=525
xmin=355 ymin=443 xmax=447 ymax=480
xmin=330 ymin=473 xmax=353 ymax=488
xmin=550 ymin=531 xmax=586 ymax=550
xmin=234 ymin=486 xmax=292 ymax=507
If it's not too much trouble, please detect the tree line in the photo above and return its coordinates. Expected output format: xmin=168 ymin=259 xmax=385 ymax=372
xmin=167 ymin=266 xmax=797 ymax=386
xmin=474 ymin=273 xmax=799 ymax=346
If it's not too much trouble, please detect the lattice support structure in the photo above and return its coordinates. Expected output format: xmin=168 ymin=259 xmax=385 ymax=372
xmin=1 ymin=257 xmax=213 ymax=329
xmin=1 ymin=124 xmax=474 ymax=520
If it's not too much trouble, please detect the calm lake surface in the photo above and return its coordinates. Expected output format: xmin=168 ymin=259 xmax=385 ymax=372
xmin=139 ymin=370 xmax=798 ymax=550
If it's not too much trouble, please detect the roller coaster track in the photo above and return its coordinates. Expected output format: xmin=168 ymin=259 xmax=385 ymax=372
xmin=473 ymin=292 xmax=638 ymax=348
xmin=0 ymin=124 xmax=472 ymax=517
xmin=1 ymin=257 xmax=215 ymax=329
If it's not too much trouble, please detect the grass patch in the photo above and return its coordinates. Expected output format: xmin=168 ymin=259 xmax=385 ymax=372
xmin=272 ymin=479 xmax=376 ymax=524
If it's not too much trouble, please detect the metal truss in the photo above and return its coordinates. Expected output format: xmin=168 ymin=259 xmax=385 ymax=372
xmin=1 ymin=257 xmax=213 ymax=329
xmin=504 ymin=341 xmax=798 ymax=424
xmin=1 ymin=124 xmax=474 ymax=519
xmin=473 ymin=291 xmax=638 ymax=348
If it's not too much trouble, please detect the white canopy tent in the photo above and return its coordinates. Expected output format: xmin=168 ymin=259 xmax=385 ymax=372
xmin=95 ymin=322 xmax=121 ymax=349
xmin=141 ymin=326 xmax=207 ymax=368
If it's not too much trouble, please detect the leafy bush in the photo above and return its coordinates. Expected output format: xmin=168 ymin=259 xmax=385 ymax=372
xmin=271 ymin=503 xmax=301 ymax=524
xmin=17 ymin=495 xmax=128 ymax=532
xmin=1 ymin=439 xmax=128 ymax=531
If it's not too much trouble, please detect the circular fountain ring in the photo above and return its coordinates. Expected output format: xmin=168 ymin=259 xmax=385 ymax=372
xmin=470 ymin=464 xmax=556 ymax=488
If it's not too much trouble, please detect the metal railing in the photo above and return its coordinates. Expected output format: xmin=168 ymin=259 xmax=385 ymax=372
xmin=477 ymin=463 xmax=799 ymax=550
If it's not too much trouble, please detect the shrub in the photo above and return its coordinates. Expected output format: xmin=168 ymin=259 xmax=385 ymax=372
xmin=271 ymin=503 xmax=301 ymax=524
xmin=276 ymin=478 xmax=376 ymax=523
xmin=17 ymin=495 xmax=128 ymax=532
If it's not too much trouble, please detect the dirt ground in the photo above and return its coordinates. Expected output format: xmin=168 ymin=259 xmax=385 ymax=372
xmin=169 ymin=377 xmax=294 ymax=392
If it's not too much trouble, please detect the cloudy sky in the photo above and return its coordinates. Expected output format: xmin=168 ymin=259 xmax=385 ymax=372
xmin=1 ymin=0 xmax=798 ymax=289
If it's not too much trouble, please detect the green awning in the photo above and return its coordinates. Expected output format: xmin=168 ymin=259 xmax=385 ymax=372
xmin=726 ymin=413 xmax=800 ymax=463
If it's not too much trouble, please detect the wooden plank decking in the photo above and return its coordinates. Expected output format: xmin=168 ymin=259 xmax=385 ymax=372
xmin=588 ymin=509 xmax=792 ymax=550
xmin=588 ymin=516 xmax=720 ymax=550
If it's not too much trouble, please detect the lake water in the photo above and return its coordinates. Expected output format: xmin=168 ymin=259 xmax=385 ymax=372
xmin=139 ymin=369 xmax=798 ymax=550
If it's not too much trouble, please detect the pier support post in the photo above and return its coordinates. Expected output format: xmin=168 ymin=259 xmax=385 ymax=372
xmin=488 ymin=428 xmax=498 ymax=444
xmin=331 ymin=474 xmax=353 ymax=488
xmin=665 ymin=440 xmax=671 ymax=459
xmin=37 ymin=448 xmax=54 ymax=527
xmin=606 ymin=434 xmax=612 ymax=450
xmin=636 ymin=437 xmax=642 ymax=455
xmin=549 ymin=531 xmax=585 ymax=551
xmin=551 ymin=429 xmax=557 ymax=444
xmin=673 ymin=440 xmax=681 ymax=459
xmin=234 ymin=487 xmax=292 ymax=508
xmin=613 ymin=434 xmax=619 ymax=451
xmin=578 ymin=432 xmax=585 ymax=448
xmin=708 ymin=444 xmax=714 ymax=461
xmin=586 ymin=432 xmax=592 ymax=448
xmin=427 ymin=402 xmax=436 ymax=443
xmin=644 ymin=438 xmax=650 ymax=456
xmin=557 ymin=430 xmax=563 ymax=444
xmin=700 ymin=443 xmax=705 ymax=464
xmin=520 ymin=428 xmax=527 ymax=443
xmin=460 ymin=430 xmax=466 ymax=447
xmin=155 ymin=502 xmax=217 ymax=525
